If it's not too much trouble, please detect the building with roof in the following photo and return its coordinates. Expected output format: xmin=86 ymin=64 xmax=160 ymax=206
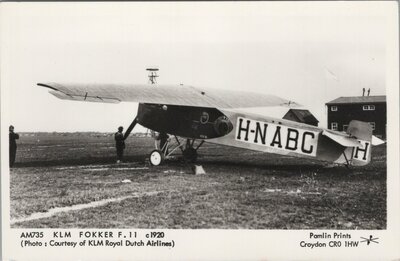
xmin=326 ymin=95 xmax=386 ymax=139
xmin=283 ymin=109 xmax=319 ymax=126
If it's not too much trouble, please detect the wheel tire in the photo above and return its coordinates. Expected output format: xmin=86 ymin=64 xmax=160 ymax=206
xmin=149 ymin=150 xmax=164 ymax=166
xmin=183 ymin=148 xmax=198 ymax=163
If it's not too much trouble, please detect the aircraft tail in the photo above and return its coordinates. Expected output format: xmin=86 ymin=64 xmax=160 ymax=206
xmin=346 ymin=120 xmax=373 ymax=166
xmin=346 ymin=120 xmax=372 ymax=141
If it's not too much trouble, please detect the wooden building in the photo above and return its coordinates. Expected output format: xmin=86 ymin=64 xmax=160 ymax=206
xmin=326 ymin=95 xmax=386 ymax=139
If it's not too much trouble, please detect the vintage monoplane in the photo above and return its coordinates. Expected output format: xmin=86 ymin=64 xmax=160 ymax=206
xmin=38 ymin=83 xmax=383 ymax=166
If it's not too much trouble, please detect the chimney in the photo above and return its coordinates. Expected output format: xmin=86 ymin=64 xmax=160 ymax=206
xmin=362 ymin=88 xmax=365 ymax=96
xmin=367 ymin=88 xmax=370 ymax=96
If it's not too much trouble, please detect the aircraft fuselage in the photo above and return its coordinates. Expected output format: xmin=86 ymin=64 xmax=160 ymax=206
xmin=137 ymin=103 xmax=233 ymax=139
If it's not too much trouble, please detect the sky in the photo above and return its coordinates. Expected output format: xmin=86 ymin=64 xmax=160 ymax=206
xmin=1 ymin=2 xmax=394 ymax=132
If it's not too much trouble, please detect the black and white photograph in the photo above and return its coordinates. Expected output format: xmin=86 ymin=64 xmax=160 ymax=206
xmin=1 ymin=1 xmax=399 ymax=260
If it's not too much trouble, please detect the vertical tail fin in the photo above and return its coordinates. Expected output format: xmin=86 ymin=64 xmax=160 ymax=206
xmin=346 ymin=120 xmax=372 ymax=166
xmin=347 ymin=120 xmax=372 ymax=141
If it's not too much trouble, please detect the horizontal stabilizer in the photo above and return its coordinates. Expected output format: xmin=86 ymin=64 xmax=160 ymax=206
xmin=322 ymin=130 xmax=360 ymax=147
xmin=372 ymin=135 xmax=385 ymax=146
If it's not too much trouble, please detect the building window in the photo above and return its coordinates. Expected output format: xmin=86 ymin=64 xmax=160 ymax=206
xmin=363 ymin=105 xmax=375 ymax=111
xmin=343 ymin=125 xmax=348 ymax=132
xmin=369 ymin=122 xmax=376 ymax=130
xmin=331 ymin=122 xmax=338 ymax=131
xmin=331 ymin=106 xmax=337 ymax=111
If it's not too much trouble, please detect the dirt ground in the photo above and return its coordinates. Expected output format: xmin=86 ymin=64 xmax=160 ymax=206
xmin=9 ymin=133 xmax=386 ymax=229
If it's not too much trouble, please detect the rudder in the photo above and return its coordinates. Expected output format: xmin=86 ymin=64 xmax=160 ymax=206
xmin=346 ymin=120 xmax=372 ymax=165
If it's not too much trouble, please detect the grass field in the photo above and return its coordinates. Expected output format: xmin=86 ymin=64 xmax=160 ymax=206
xmin=10 ymin=133 xmax=386 ymax=229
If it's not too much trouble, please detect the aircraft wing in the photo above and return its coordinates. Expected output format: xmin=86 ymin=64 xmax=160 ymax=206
xmin=38 ymin=82 xmax=301 ymax=109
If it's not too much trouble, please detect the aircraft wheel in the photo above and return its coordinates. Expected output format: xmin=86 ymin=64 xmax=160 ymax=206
xmin=149 ymin=150 xmax=164 ymax=166
xmin=183 ymin=148 xmax=198 ymax=162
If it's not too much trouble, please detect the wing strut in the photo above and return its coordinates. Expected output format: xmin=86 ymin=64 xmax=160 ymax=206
xmin=124 ymin=116 xmax=139 ymax=140
xmin=342 ymin=151 xmax=351 ymax=169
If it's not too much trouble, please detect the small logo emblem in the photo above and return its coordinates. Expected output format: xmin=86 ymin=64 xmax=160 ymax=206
xmin=200 ymin=112 xmax=209 ymax=124
xmin=360 ymin=235 xmax=379 ymax=245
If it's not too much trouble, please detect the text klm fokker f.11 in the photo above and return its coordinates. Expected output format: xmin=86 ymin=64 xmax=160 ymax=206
xmin=38 ymin=83 xmax=383 ymax=167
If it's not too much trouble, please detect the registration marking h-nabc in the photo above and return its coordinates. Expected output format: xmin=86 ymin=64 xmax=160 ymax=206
xmin=235 ymin=117 xmax=319 ymax=157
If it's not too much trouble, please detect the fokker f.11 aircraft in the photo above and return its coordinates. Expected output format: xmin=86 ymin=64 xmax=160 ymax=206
xmin=38 ymin=83 xmax=384 ymax=167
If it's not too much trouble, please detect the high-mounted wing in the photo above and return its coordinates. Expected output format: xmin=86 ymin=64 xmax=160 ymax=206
xmin=38 ymin=83 xmax=301 ymax=109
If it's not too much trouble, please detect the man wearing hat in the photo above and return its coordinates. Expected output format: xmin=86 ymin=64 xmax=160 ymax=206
xmin=9 ymin=125 xmax=19 ymax=167
xmin=114 ymin=126 xmax=125 ymax=163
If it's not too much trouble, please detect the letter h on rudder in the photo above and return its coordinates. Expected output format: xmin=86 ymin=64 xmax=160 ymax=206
xmin=353 ymin=142 xmax=370 ymax=161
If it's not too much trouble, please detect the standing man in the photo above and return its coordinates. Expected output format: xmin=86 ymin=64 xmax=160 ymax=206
xmin=9 ymin=125 xmax=19 ymax=167
xmin=114 ymin=126 xmax=125 ymax=163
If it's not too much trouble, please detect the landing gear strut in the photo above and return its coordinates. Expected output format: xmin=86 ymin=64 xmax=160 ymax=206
xmin=183 ymin=147 xmax=197 ymax=162
xmin=149 ymin=134 xmax=204 ymax=166
xmin=182 ymin=138 xmax=204 ymax=162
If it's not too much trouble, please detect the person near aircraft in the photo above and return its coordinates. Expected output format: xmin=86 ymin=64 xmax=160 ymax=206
xmin=9 ymin=125 xmax=19 ymax=167
xmin=114 ymin=126 xmax=125 ymax=163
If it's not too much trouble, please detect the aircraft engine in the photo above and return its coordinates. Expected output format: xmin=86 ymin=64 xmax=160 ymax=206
xmin=214 ymin=116 xmax=233 ymax=136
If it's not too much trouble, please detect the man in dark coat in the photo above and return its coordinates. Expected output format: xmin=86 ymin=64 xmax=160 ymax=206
xmin=9 ymin=125 xmax=19 ymax=167
xmin=114 ymin=126 xmax=125 ymax=163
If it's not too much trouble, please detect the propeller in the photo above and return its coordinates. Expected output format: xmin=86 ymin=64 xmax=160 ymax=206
xmin=123 ymin=116 xmax=139 ymax=140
